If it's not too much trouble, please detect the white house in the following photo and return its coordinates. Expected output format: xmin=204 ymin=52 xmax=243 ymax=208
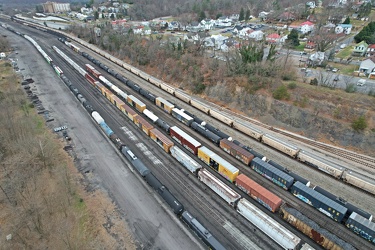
xmin=238 ymin=27 xmax=253 ymax=39
xmin=200 ymin=19 xmax=215 ymax=30
xmin=215 ymin=16 xmax=232 ymax=27
xmin=335 ymin=24 xmax=352 ymax=35
xmin=306 ymin=1 xmax=316 ymax=8
xmin=309 ymin=51 xmax=326 ymax=65
xmin=0 ymin=52 xmax=6 ymax=59
xmin=248 ymin=30 xmax=264 ymax=41
xmin=300 ymin=21 xmax=314 ymax=34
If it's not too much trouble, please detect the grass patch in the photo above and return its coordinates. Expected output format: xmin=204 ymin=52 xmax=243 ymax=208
xmin=295 ymin=42 xmax=306 ymax=51
xmin=335 ymin=46 xmax=354 ymax=59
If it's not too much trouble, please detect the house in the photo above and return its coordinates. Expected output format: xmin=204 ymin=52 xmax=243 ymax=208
xmin=186 ymin=22 xmax=203 ymax=32
xmin=304 ymin=40 xmax=316 ymax=51
xmin=335 ymin=24 xmax=352 ymax=34
xmin=358 ymin=56 xmax=375 ymax=75
xmin=215 ymin=16 xmax=232 ymax=27
xmin=308 ymin=51 xmax=326 ymax=65
xmin=0 ymin=52 xmax=6 ymax=59
xmin=352 ymin=41 xmax=369 ymax=56
xmin=248 ymin=30 xmax=264 ymax=41
xmin=258 ymin=11 xmax=269 ymax=20
xmin=266 ymin=33 xmax=281 ymax=44
xmin=300 ymin=21 xmax=314 ymax=34
xmin=238 ymin=27 xmax=253 ymax=39
xmin=278 ymin=12 xmax=296 ymax=22
xmin=168 ymin=21 xmax=180 ymax=31
xmin=233 ymin=25 xmax=244 ymax=34
xmin=306 ymin=1 xmax=316 ymax=8
xmin=200 ymin=19 xmax=215 ymax=30
xmin=366 ymin=44 xmax=375 ymax=57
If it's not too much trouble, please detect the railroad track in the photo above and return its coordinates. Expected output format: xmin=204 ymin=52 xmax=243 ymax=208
xmin=212 ymin=103 xmax=375 ymax=170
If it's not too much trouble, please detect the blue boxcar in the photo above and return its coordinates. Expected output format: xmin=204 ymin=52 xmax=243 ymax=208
xmin=346 ymin=212 xmax=375 ymax=243
xmin=250 ymin=157 xmax=294 ymax=190
xmin=291 ymin=181 xmax=347 ymax=222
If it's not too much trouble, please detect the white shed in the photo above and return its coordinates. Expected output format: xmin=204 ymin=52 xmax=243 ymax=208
xmin=0 ymin=52 xmax=6 ymax=59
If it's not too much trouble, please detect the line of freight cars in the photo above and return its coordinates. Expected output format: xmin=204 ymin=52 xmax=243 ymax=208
xmin=56 ymin=36 xmax=375 ymax=199
xmin=50 ymin=45 xmax=306 ymax=249
xmin=11 ymin=18 xmax=375 ymax=248
xmin=63 ymin=51 xmax=374 ymax=248
xmin=60 ymin=37 xmax=375 ymax=246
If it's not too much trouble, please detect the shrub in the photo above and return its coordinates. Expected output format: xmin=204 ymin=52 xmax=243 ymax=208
xmin=273 ymin=85 xmax=290 ymax=100
xmin=287 ymin=82 xmax=297 ymax=89
xmin=310 ymin=78 xmax=318 ymax=85
xmin=193 ymin=82 xmax=206 ymax=94
xmin=352 ymin=116 xmax=367 ymax=131
xmin=345 ymin=84 xmax=356 ymax=93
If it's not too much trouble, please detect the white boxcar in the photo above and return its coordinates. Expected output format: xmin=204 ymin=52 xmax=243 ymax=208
xmin=149 ymin=76 xmax=161 ymax=87
xmin=130 ymin=67 xmax=140 ymax=76
xmin=262 ymin=134 xmax=299 ymax=157
xmin=236 ymin=199 xmax=301 ymax=250
xmin=197 ymin=168 xmax=241 ymax=207
xmin=232 ymin=120 xmax=263 ymax=141
xmin=191 ymin=98 xmax=210 ymax=114
xmin=172 ymin=108 xmax=194 ymax=126
xmin=143 ymin=109 xmax=159 ymax=123
xmin=209 ymin=109 xmax=233 ymax=126
xmin=122 ymin=63 xmax=132 ymax=71
xmin=174 ymin=90 xmax=191 ymax=104
xmin=297 ymin=150 xmax=344 ymax=178
xmin=170 ymin=146 xmax=202 ymax=174
xmin=160 ymin=82 xmax=175 ymax=95
xmin=139 ymin=71 xmax=150 ymax=81
xmin=342 ymin=170 xmax=375 ymax=195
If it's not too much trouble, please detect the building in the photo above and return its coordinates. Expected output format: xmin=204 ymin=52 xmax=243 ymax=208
xmin=42 ymin=2 xmax=70 ymax=13
xmin=352 ymin=41 xmax=368 ymax=57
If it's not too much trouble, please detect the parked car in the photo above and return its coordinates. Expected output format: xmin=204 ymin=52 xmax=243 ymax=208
xmin=357 ymin=79 xmax=366 ymax=86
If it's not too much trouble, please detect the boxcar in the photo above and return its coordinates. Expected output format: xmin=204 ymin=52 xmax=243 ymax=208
xmin=120 ymin=103 xmax=138 ymax=121
xmin=236 ymin=199 xmax=301 ymax=250
xmin=160 ymin=82 xmax=175 ymax=95
xmin=250 ymin=157 xmax=294 ymax=190
xmin=170 ymin=146 xmax=202 ymax=175
xmin=85 ymin=73 xmax=96 ymax=85
xmin=190 ymin=99 xmax=210 ymax=114
xmin=291 ymin=182 xmax=347 ymax=222
xmin=280 ymin=204 xmax=355 ymax=250
xmin=143 ymin=109 xmax=159 ymax=123
xmin=232 ymin=120 xmax=263 ymax=141
xmin=155 ymin=97 xmax=175 ymax=114
xmin=174 ymin=90 xmax=191 ymax=104
xmin=346 ymin=212 xmax=375 ymax=243
xmin=170 ymin=126 xmax=201 ymax=155
xmin=197 ymin=146 xmax=239 ymax=182
xmin=109 ymin=95 xmax=123 ymax=109
xmin=235 ymin=174 xmax=282 ymax=213
xmin=297 ymin=150 xmax=345 ymax=179
xmin=127 ymin=95 xmax=146 ymax=112
xmin=209 ymin=109 xmax=233 ymax=126
xmin=133 ymin=115 xmax=154 ymax=136
xmin=342 ymin=170 xmax=375 ymax=195
xmin=149 ymin=76 xmax=161 ymax=87
xmin=262 ymin=134 xmax=299 ymax=158
xmin=85 ymin=64 xmax=101 ymax=78
xmin=220 ymin=139 xmax=254 ymax=165
xmin=171 ymin=108 xmax=194 ymax=126
xmin=198 ymin=168 xmax=241 ymax=207
xmin=149 ymin=128 xmax=174 ymax=153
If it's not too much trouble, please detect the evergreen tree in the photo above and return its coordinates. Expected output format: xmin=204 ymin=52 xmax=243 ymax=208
xmin=287 ymin=29 xmax=300 ymax=46
xmin=245 ymin=9 xmax=251 ymax=21
xmin=239 ymin=8 xmax=245 ymax=21
xmin=343 ymin=17 xmax=350 ymax=24
xmin=198 ymin=10 xmax=206 ymax=22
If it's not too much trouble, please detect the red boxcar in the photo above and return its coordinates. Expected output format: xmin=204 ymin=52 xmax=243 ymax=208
xmin=85 ymin=73 xmax=96 ymax=85
xmin=235 ymin=174 xmax=282 ymax=212
xmin=85 ymin=64 xmax=101 ymax=78
xmin=220 ymin=139 xmax=254 ymax=165
xmin=170 ymin=126 xmax=201 ymax=155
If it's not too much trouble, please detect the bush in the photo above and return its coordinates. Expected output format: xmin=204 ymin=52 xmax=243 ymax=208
xmin=345 ymin=84 xmax=356 ymax=93
xmin=193 ymin=82 xmax=206 ymax=94
xmin=310 ymin=78 xmax=318 ymax=85
xmin=287 ymin=82 xmax=297 ymax=89
xmin=273 ymin=85 xmax=290 ymax=100
xmin=352 ymin=116 xmax=367 ymax=131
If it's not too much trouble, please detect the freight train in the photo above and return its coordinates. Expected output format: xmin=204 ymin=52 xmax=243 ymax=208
xmin=55 ymin=35 xmax=375 ymax=198
xmin=54 ymin=43 xmax=374 ymax=248
xmin=7 ymin=23 xmax=375 ymax=248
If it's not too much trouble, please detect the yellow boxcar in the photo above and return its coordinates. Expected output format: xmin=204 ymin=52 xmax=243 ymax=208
xmin=110 ymin=95 xmax=123 ymax=109
xmin=149 ymin=128 xmax=174 ymax=153
xmin=155 ymin=97 xmax=175 ymax=114
xmin=127 ymin=95 xmax=146 ymax=112
xmin=134 ymin=115 xmax=154 ymax=136
xmin=197 ymin=146 xmax=215 ymax=166
xmin=120 ymin=103 xmax=138 ymax=121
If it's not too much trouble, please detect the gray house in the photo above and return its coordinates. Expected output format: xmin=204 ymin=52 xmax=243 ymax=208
xmin=358 ymin=57 xmax=375 ymax=75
